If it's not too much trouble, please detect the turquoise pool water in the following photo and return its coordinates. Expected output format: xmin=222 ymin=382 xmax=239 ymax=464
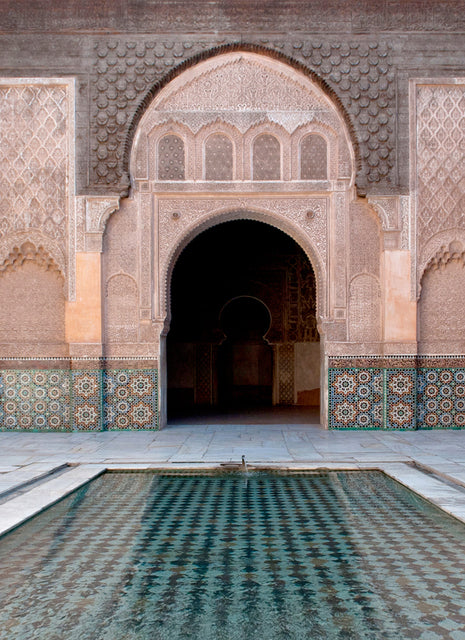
xmin=1 ymin=471 xmax=465 ymax=639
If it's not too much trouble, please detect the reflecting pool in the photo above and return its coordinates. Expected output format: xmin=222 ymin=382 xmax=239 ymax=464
xmin=1 ymin=471 xmax=465 ymax=639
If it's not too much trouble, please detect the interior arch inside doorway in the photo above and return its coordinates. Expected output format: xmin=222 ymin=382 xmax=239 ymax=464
xmin=218 ymin=296 xmax=273 ymax=407
xmin=167 ymin=219 xmax=320 ymax=422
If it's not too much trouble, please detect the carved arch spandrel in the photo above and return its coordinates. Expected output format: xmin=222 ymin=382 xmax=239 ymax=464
xmin=159 ymin=206 xmax=327 ymax=331
xmin=129 ymin=50 xmax=356 ymax=187
xmin=125 ymin=46 xmax=360 ymax=183
xmin=417 ymin=230 xmax=465 ymax=299
xmin=0 ymin=232 xmax=66 ymax=284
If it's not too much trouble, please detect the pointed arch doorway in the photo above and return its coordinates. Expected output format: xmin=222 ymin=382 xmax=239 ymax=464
xmin=167 ymin=219 xmax=320 ymax=424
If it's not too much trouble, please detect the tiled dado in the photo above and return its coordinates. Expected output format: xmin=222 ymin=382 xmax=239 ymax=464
xmin=0 ymin=369 xmax=158 ymax=431
xmin=329 ymin=357 xmax=465 ymax=430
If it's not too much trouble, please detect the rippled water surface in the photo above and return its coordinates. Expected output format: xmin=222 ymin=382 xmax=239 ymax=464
xmin=1 ymin=471 xmax=465 ymax=639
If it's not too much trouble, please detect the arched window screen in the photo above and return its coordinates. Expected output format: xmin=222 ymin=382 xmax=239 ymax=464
xmin=253 ymin=134 xmax=280 ymax=180
xmin=157 ymin=134 xmax=185 ymax=180
xmin=205 ymin=134 xmax=233 ymax=180
xmin=300 ymin=134 xmax=327 ymax=180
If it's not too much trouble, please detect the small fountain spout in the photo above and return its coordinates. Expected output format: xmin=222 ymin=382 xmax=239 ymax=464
xmin=241 ymin=455 xmax=248 ymax=473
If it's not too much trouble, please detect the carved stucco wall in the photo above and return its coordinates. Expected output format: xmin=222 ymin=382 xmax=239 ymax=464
xmin=92 ymin=42 xmax=392 ymax=194
xmin=349 ymin=274 xmax=382 ymax=343
xmin=0 ymin=246 xmax=66 ymax=355
xmin=126 ymin=52 xmax=357 ymax=343
xmin=413 ymin=81 xmax=465 ymax=297
xmin=419 ymin=243 xmax=465 ymax=354
xmin=0 ymin=79 xmax=75 ymax=299
xmin=105 ymin=274 xmax=139 ymax=344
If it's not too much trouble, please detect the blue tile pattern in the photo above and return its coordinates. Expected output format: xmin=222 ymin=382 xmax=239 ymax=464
xmin=329 ymin=368 xmax=383 ymax=429
xmin=418 ymin=368 xmax=465 ymax=429
xmin=1 ymin=370 xmax=70 ymax=431
xmin=103 ymin=369 xmax=158 ymax=430
xmin=385 ymin=369 xmax=416 ymax=430
xmin=0 ymin=368 xmax=158 ymax=431
xmin=330 ymin=365 xmax=465 ymax=430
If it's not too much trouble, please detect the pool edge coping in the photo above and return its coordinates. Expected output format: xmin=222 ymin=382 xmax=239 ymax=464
xmin=2 ymin=460 xmax=465 ymax=537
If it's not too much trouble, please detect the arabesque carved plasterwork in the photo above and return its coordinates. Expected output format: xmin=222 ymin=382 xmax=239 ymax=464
xmin=131 ymin=52 xmax=354 ymax=184
xmin=92 ymin=41 xmax=393 ymax=190
xmin=0 ymin=78 xmax=75 ymax=298
xmin=85 ymin=197 xmax=120 ymax=234
xmin=419 ymin=230 xmax=465 ymax=292
xmin=156 ymin=196 xmax=328 ymax=319
xmin=367 ymin=196 xmax=399 ymax=231
xmin=157 ymin=55 xmax=331 ymax=112
xmin=412 ymin=80 xmax=465 ymax=294
xmin=0 ymin=232 xmax=65 ymax=277
xmin=415 ymin=83 xmax=465 ymax=248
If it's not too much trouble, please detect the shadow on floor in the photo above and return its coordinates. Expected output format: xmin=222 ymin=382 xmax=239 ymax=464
xmin=168 ymin=405 xmax=322 ymax=426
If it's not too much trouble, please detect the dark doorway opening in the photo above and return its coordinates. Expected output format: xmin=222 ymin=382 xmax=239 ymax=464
xmin=218 ymin=296 xmax=273 ymax=408
xmin=167 ymin=219 xmax=319 ymax=422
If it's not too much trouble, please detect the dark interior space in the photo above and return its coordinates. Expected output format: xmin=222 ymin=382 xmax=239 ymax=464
xmin=167 ymin=219 xmax=319 ymax=420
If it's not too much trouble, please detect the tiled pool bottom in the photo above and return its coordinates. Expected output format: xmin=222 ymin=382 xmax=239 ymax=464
xmin=1 ymin=472 xmax=465 ymax=640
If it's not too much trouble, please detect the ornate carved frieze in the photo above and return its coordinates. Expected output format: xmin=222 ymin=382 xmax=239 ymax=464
xmin=367 ymin=196 xmax=399 ymax=231
xmin=424 ymin=241 xmax=465 ymax=274
xmin=76 ymin=196 xmax=120 ymax=254
xmin=367 ymin=195 xmax=407 ymax=251
xmin=85 ymin=197 xmax=120 ymax=235
xmin=3 ymin=1 xmax=465 ymax=34
xmin=91 ymin=41 xmax=393 ymax=193
xmin=0 ymin=230 xmax=66 ymax=281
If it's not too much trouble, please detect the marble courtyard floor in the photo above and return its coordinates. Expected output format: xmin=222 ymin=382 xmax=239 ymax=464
xmin=2 ymin=409 xmax=465 ymax=535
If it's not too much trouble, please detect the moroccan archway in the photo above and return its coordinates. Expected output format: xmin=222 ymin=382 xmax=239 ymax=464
xmin=126 ymin=50 xmax=357 ymax=427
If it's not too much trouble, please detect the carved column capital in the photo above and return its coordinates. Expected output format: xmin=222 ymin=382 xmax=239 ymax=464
xmin=83 ymin=196 xmax=120 ymax=252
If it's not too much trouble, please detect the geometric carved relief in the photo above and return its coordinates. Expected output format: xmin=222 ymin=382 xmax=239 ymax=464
xmin=300 ymin=134 xmax=327 ymax=180
xmin=0 ymin=78 xmax=74 ymax=297
xmin=414 ymin=83 xmax=465 ymax=254
xmin=286 ymin=41 xmax=394 ymax=188
xmin=94 ymin=44 xmax=390 ymax=190
xmin=205 ymin=134 xmax=233 ymax=181
xmin=0 ymin=254 xmax=65 ymax=350
xmin=253 ymin=134 xmax=280 ymax=180
xmin=419 ymin=257 xmax=465 ymax=351
xmin=130 ymin=52 xmax=354 ymax=187
xmin=349 ymin=274 xmax=382 ymax=343
xmin=157 ymin=134 xmax=185 ymax=180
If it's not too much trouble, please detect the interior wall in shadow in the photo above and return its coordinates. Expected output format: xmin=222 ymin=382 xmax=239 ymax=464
xmin=218 ymin=296 xmax=273 ymax=407
xmin=167 ymin=219 xmax=319 ymax=419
